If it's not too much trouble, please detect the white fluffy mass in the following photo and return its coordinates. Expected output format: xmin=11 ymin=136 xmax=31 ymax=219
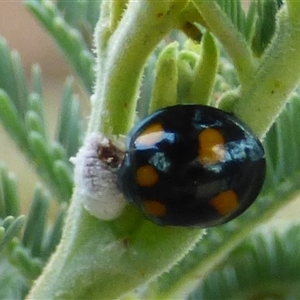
xmin=71 ymin=133 xmax=126 ymax=220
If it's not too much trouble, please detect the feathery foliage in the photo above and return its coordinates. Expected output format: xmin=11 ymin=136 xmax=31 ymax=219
xmin=189 ymin=223 xmax=300 ymax=299
xmin=0 ymin=0 xmax=300 ymax=298
xmin=24 ymin=0 xmax=98 ymax=94
xmin=0 ymin=36 xmax=83 ymax=202
xmin=0 ymin=9 xmax=82 ymax=295
xmin=0 ymin=165 xmax=66 ymax=298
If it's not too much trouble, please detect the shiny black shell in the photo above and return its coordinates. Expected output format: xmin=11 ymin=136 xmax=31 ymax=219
xmin=117 ymin=105 xmax=266 ymax=227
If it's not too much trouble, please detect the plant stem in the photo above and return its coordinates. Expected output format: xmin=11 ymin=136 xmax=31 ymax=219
xmin=234 ymin=5 xmax=300 ymax=138
xmin=89 ymin=0 xmax=189 ymax=135
xmin=192 ymin=0 xmax=255 ymax=87
xmin=26 ymin=193 xmax=203 ymax=299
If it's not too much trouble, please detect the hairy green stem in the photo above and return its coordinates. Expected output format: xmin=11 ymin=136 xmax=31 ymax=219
xmin=234 ymin=5 xmax=300 ymax=138
xmin=26 ymin=193 xmax=202 ymax=299
xmin=89 ymin=0 xmax=189 ymax=135
xmin=192 ymin=0 xmax=255 ymax=87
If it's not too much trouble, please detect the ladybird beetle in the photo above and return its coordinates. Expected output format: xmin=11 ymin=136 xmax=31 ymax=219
xmin=117 ymin=105 xmax=266 ymax=227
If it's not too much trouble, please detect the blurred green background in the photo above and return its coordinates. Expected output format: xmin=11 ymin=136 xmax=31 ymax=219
xmin=0 ymin=2 xmax=89 ymax=216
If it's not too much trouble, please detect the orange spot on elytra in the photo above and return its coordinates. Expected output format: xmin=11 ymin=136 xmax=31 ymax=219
xmin=135 ymin=123 xmax=164 ymax=146
xmin=210 ymin=190 xmax=238 ymax=216
xmin=198 ymin=128 xmax=225 ymax=164
xmin=143 ymin=200 xmax=166 ymax=217
xmin=136 ymin=165 xmax=159 ymax=187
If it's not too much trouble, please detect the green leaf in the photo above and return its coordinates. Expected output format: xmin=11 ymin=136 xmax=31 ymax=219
xmin=0 ymin=165 xmax=19 ymax=217
xmin=0 ymin=37 xmax=28 ymax=118
xmin=0 ymin=216 xmax=26 ymax=253
xmin=148 ymin=42 xmax=178 ymax=113
xmin=189 ymin=224 xmax=300 ymax=298
xmin=0 ymin=258 xmax=28 ymax=300
xmin=234 ymin=2 xmax=300 ymax=137
xmin=177 ymin=50 xmax=197 ymax=104
xmin=243 ymin=1 xmax=257 ymax=42
xmin=25 ymin=110 xmax=47 ymax=140
xmin=27 ymin=93 xmax=46 ymax=138
xmin=1 ymin=216 xmax=14 ymax=229
xmin=50 ymin=142 xmax=68 ymax=162
xmin=0 ymin=167 xmax=26 ymax=254
xmin=27 ymin=131 xmax=73 ymax=202
xmin=252 ymin=0 xmax=280 ymax=57
xmin=0 ymin=91 xmax=28 ymax=148
xmin=149 ymin=32 xmax=219 ymax=109
xmin=0 ymin=35 xmax=79 ymax=202
xmin=28 ymin=132 xmax=54 ymax=179
xmin=22 ymin=186 xmax=49 ymax=257
xmin=138 ymin=55 xmax=157 ymax=118
xmin=41 ymin=204 xmax=66 ymax=260
xmin=56 ymin=78 xmax=83 ymax=158
xmin=193 ymin=0 xmax=254 ymax=86
xmin=11 ymin=245 xmax=44 ymax=280
xmin=30 ymin=65 xmax=43 ymax=96
xmin=56 ymin=0 xmax=101 ymax=42
xmin=25 ymin=0 xmax=95 ymax=94
xmin=215 ymin=0 xmax=247 ymax=36
xmin=189 ymin=32 xmax=219 ymax=105
xmin=0 ymin=179 xmax=63 ymax=291
xmin=52 ymin=160 xmax=73 ymax=202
